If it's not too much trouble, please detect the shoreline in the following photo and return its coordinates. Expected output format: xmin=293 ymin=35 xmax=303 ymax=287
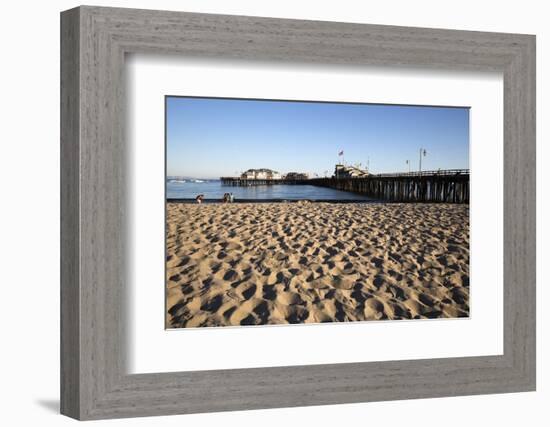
xmin=166 ymin=198 xmax=382 ymax=204
xmin=166 ymin=198 xmax=469 ymax=204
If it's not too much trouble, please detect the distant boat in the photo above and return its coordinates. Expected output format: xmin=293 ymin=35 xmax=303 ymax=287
xmin=169 ymin=179 xmax=186 ymax=184
xmin=193 ymin=179 xmax=205 ymax=183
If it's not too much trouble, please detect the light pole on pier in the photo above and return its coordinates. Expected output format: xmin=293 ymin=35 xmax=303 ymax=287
xmin=418 ymin=148 xmax=427 ymax=174
xmin=406 ymin=159 xmax=410 ymax=173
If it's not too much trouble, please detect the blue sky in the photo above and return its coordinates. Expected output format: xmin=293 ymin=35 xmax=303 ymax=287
xmin=166 ymin=96 xmax=469 ymax=178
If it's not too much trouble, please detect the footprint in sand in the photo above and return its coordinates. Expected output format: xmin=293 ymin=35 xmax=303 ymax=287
xmin=262 ymin=285 xmax=278 ymax=301
xmin=241 ymin=284 xmax=257 ymax=301
xmin=223 ymin=269 xmax=238 ymax=281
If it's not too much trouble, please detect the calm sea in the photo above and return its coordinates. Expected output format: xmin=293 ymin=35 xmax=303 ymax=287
xmin=166 ymin=179 xmax=374 ymax=201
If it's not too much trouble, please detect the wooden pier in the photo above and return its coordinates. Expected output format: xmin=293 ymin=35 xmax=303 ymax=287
xmin=221 ymin=169 xmax=469 ymax=203
xmin=309 ymin=169 xmax=469 ymax=203
xmin=220 ymin=177 xmax=308 ymax=186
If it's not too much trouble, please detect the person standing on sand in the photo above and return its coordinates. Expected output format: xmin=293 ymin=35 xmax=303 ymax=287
xmin=230 ymin=193 xmax=235 ymax=203
xmin=195 ymin=194 xmax=204 ymax=204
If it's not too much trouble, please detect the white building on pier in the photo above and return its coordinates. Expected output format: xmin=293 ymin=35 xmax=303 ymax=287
xmin=240 ymin=168 xmax=281 ymax=180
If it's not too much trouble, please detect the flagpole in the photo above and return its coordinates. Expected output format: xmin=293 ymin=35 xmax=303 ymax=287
xmin=337 ymin=150 xmax=345 ymax=166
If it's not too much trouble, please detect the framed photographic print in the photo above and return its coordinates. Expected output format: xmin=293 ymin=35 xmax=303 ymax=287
xmin=164 ymin=96 xmax=471 ymax=329
xmin=61 ymin=6 xmax=536 ymax=420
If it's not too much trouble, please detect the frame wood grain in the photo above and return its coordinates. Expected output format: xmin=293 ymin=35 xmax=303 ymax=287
xmin=60 ymin=5 xmax=536 ymax=420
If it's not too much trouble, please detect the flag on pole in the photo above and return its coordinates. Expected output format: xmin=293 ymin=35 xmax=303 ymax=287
xmin=338 ymin=150 xmax=344 ymax=156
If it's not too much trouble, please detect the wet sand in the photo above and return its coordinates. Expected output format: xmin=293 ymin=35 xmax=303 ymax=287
xmin=166 ymin=202 xmax=469 ymax=328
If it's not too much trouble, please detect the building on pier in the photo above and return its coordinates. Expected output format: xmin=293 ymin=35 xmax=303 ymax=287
xmin=284 ymin=172 xmax=309 ymax=181
xmin=334 ymin=164 xmax=370 ymax=179
xmin=240 ymin=168 xmax=281 ymax=180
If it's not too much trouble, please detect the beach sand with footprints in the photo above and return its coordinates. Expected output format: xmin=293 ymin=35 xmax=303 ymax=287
xmin=166 ymin=202 xmax=469 ymax=328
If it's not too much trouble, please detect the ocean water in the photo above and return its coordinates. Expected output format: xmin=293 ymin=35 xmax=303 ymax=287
xmin=166 ymin=179 xmax=373 ymax=201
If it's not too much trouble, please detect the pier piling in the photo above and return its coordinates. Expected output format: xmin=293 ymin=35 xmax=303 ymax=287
xmin=307 ymin=170 xmax=469 ymax=203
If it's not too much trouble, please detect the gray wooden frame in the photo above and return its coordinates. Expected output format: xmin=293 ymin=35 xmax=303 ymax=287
xmin=60 ymin=5 xmax=536 ymax=420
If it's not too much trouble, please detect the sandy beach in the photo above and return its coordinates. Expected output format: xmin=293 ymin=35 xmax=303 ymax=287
xmin=166 ymin=202 xmax=469 ymax=328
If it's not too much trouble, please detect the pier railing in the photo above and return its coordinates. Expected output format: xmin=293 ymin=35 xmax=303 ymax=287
xmin=371 ymin=169 xmax=469 ymax=178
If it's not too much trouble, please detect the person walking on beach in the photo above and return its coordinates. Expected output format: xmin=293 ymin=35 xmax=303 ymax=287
xmin=229 ymin=193 xmax=235 ymax=203
xmin=195 ymin=194 xmax=204 ymax=204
